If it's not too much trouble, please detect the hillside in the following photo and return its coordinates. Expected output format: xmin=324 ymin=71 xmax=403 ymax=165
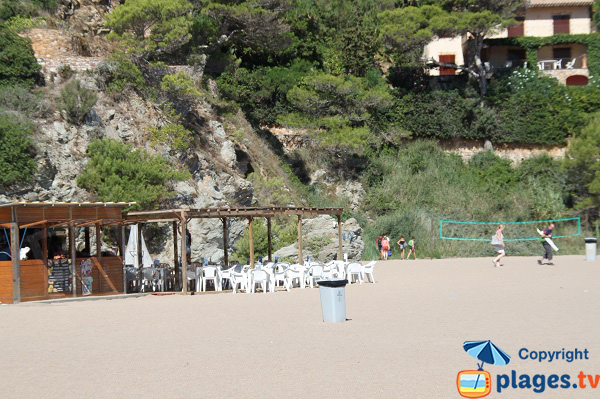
xmin=1 ymin=0 xmax=600 ymax=260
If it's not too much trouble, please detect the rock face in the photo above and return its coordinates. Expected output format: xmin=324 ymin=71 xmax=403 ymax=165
xmin=274 ymin=215 xmax=364 ymax=263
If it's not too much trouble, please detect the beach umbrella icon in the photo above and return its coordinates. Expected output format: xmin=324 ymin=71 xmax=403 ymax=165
xmin=464 ymin=340 xmax=511 ymax=370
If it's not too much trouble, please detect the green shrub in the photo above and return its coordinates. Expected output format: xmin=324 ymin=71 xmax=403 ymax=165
xmin=0 ymin=23 xmax=41 ymax=86
xmin=149 ymin=123 xmax=192 ymax=153
xmin=58 ymin=79 xmax=98 ymax=124
xmin=77 ymin=138 xmax=189 ymax=210
xmin=0 ymin=85 xmax=50 ymax=117
xmin=0 ymin=113 xmax=37 ymax=187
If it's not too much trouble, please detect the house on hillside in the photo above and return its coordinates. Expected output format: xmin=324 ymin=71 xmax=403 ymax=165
xmin=424 ymin=0 xmax=597 ymax=85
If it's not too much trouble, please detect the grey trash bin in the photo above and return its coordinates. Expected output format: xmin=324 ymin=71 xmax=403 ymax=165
xmin=585 ymin=238 xmax=597 ymax=262
xmin=317 ymin=279 xmax=348 ymax=323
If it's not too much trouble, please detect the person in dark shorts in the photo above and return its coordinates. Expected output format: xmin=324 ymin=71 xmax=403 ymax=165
xmin=397 ymin=236 xmax=406 ymax=260
xmin=376 ymin=236 xmax=383 ymax=259
xmin=538 ymin=223 xmax=555 ymax=265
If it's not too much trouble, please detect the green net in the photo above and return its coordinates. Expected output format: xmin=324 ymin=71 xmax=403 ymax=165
xmin=440 ymin=218 xmax=581 ymax=242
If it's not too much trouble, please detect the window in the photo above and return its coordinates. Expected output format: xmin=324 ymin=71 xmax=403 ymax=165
xmin=507 ymin=48 xmax=527 ymax=67
xmin=439 ymin=54 xmax=456 ymax=76
xmin=508 ymin=16 xmax=525 ymax=37
xmin=553 ymin=47 xmax=571 ymax=61
xmin=553 ymin=15 xmax=570 ymax=35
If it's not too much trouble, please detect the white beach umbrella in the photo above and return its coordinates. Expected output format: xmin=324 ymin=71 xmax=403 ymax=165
xmin=125 ymin=225 xmax=153 ymax=269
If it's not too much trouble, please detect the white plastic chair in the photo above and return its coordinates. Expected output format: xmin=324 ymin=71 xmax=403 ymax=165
xmin=230 ymin=269 xmax=248 ymax=294
xmin=272 ymin=266 xmax=290 ymax=292
xmin=218 ymin=266 xmax=233 ymax=290
xmin=347 ymin=262 xmax=363 ymax=284
xmin=307 ymin=265 xmax=324 ymax=288
xmin=286 ymin=264 xmax=305 ymax=289
xmin=553 ymin=59 xmax=562 ymax=69
xmin=140 ymin=268 xmax=159 ymax=292
xmin=566 ymin=57 xmax=577 ymax=69
xmin=360 ymin=261 xmax=376 ymax=283
xmin=249 ymin=269 xmax=269 ymax=293
xmin=202 ymin=266 xmax=219 ymax=292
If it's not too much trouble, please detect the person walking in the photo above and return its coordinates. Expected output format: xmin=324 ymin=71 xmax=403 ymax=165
xmin=376 ymin=236 xmax=383 ymax=259
xmin=491 ymin=225 xmax=505 ymax=267
xmin=381 ymin=235 xmax=390 ymax=260
xmin=407 ymin=237 xmax=416 ymax=260
xmin=397 ymin=236 xmax=406 ymax=260
xmin=538 ymin=223 xmax=555 ymax=265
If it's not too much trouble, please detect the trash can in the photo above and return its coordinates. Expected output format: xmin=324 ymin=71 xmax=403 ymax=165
xmin=317 ymin=279 xmax=348 ymax=323
xmin=585 ymin=238 xmax=597 ymax=262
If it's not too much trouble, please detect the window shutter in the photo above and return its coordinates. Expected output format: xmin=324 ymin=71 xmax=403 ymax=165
xmin=553 ymin=15 xmax=570 ymax=35
xmin=439 ymin=54 xmax=456 ymax=76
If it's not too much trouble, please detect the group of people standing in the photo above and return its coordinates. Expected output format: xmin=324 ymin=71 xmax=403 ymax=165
xmin=491 ymin=223 xmax=556 ymax=267
xmin=377 ymin=235 xmax=416 ymax=260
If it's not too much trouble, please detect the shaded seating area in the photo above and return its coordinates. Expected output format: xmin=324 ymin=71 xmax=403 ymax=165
xmin=0 ymin=202 xmax=132 ymax=304
xmin=125 ymin=207 xmax=348 ymax=294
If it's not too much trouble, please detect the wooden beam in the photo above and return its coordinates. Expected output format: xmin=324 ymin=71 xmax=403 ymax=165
xmin=298 ymin=215 xmax=303 ymax=266
xmin=19 ymin=220 xmax=48 ymax=229
xmin=75 ymin=219 xmax=103 ymax=228
xmin=172 ymin=221 xmax=178 ymax=288
xmin=337 ymin=215 xmax=343 ymax=262
xmin=222 ymin=218 xmax=228 ymax=267
xmin=267 ymin=217 xmax=272 ymax=262
xmin=69 ymin=222 xmax=77 ymax=298
xmin=181 ymin=211 xmax=188 ymax=294
xmin=0 ymin=223 xmax=12 ymax=228
xmin=42 ymin=227 xmax=48 ymax=296
xmin=120 ymin=224 xmax=127 ymax=293
xmin=248 ymin=217 xmax=254 ymax=268
xmin=11 ymin=219 xmax=20 ymax=304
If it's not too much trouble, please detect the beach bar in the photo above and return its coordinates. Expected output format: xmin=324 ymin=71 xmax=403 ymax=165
xmin=0 ymin=202 xmax=132 ymax=304
xmin=125 ymin=207 xmax=344 ymax=294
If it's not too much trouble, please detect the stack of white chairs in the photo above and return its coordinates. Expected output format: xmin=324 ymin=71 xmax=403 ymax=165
xmin=249 ymin=269 xmax=269 ymax=293
xmin=360 ymin=261 xmax=376 ymax=283
xmin=188 ymin=263 xmax=200 ymax=292
xmin=201 ymin=266 xmax=219 ymax=292
xmin=140 ymin=268 xmax=160 ymax=292
xmin=347 ymin=262 xmax=363 ymax=284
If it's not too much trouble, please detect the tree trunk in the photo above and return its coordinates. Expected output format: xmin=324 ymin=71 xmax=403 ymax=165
xmin=467 ymin=33 xmax=487 ymax=102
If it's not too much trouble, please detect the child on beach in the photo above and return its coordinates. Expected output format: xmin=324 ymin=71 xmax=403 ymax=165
xmin=407 ymin=237 xmax=416 ymax=260
xmin=381 ymin=235 xmax=390 ymax=260
xmin=491 ymin=225 xmax=505 ymax=267
xmin=397 ymin=236 xmax=406 ymax=260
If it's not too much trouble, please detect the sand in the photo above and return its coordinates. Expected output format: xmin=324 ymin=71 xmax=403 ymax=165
xmin=1 ymin=255 xmax=599 ymax=398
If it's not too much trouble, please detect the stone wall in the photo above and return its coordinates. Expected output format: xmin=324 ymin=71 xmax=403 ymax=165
xmin=438 ymin=139 xmax=567 ymax=163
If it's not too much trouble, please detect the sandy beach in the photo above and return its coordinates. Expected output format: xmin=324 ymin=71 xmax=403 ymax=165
xmin=1 ymin=256 xmax=599 ymax=398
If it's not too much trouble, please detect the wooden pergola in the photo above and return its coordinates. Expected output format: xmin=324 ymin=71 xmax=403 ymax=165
xmin=0 ymin=202 xmax=133 ymax=304
xmin=125 ymin=207 xmax=344 ymax=294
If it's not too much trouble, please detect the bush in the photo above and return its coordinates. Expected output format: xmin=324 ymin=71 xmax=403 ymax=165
xmin=0 ymin=113 xmax=37 ymax=187
xmin=58 ymin=79 xmax=98 ymax=124
xmin=77 ymin=138 xmax=189 ymax=210
xmin=0 ymin=23 xmax=41 ymax=86
xmin=0 ymin=85 xmax=50 ymax=117
xmin=149 ymin=123 xmax=192 ymax=153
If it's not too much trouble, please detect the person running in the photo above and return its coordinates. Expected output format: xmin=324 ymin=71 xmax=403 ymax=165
xmin=491 ymin=225 xmax=505 ymax=267
xmin=407 ymin=237 xmax=416 ymax=260
xmin=381 ymin=235 xmax=390 ymax=260
xmin=538 ymin=223 xmax=555 ymax=265
xmin=397 ymin=236 xmax=406 ymax=260
xmin=376 ymin=236 xmax=383 ymax=259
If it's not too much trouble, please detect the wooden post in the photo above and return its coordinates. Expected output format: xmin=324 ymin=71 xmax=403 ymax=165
xmin=172 ymin=221 xmax=178 ymax=288
xmin=298 ymin=215 xmax=303 ymax=265
xmin=120 ymin=224 xmax=127 ymax=293
xmin=337 ymin=215 xmax=343 ymax=262
xmin=248 ymin=217 xmax=254 ymax=268
xmin=84 ymin=227 xmax=91 ymax=256
xmin=267 ymin=217 xmax=272 ymax=262
xmin=181 ymin=212 xmax=188 ymax=294
xmin=69 ymin=222 xmax=77 ymax=298
xmin=95 ymin=223 xmax=102 ymax=291
xmin=42 ymin=226 xmax=48 ymax=296
xmin=10 ymin=218 xmax=20 ymax=304
xmin=222 ymin=218 xmax=228 ymax=267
